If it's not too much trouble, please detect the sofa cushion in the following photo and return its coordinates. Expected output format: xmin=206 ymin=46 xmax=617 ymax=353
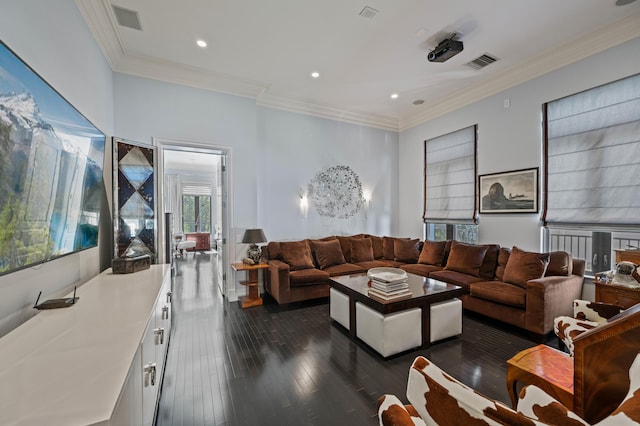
xmin=280 ymin=240 xmax=315 ymax=270
xmin=503 ymin=246 xmax=550 ymax=288
xmin=395 ymin=238 xmax=420 ymax=263
xmin=401 ymin=263 xmax=443 ymax=277
xmin=495 ymin=247 xmax=511 ymax=282
xmin=289 ymin=268 xmax=331 ymax=286
xmin=418 ymin=240 xmax=447 ymax=266
xmin=323 ymin=263 xmax=365 ymax=277
xmin=470 ymin=281 xmax=526 ymax=308
xmin=350 ymin=238 xmax=375 ymax=262
xmin=337 ymin=235 xmax=364 ymax=262
xmin=545 ymin=251 xmax=573 ymax=277
xmin=311 ymin=239 xmax=346 ymax=269
xmin=478 ymin=244 xmax=500 ymax=280
xmin=430 ymin=270 xmax=485 ymax=290
xmin=354 ymin=260 xmax=394 ymax=270
xmin=444 ymin=241 xmax=488 ymax=277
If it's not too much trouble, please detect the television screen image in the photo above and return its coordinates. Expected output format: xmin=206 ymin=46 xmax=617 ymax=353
xmin=0 ymin=41 xmax=106 ymax=275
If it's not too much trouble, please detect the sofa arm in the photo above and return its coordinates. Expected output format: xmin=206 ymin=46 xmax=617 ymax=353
xmin=525 ymin=274 xmax=584 ymax=335
xmin=265 ymin=260 xmax=291 ymax=303
xmin=377 ymin=395 xmax=425 ymax=426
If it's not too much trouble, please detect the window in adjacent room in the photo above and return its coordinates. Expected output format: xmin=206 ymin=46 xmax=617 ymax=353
xmin=182 ymin=194 xmax=211 ymax=233
xmin=543 ymin=73 xmax=640 ymax=275
xmin=423 ymin=124 xmax=478 ymax=244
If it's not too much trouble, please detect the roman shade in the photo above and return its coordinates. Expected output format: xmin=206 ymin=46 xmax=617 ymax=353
xmin=423 ymin=125 xmax=477 ymax=223
xmin=543 ymin=73 xmax=640 ymax=226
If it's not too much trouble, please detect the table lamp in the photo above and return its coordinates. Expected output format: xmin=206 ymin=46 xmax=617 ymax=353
xmin=242 ymin=228 xmax=267 ymax=264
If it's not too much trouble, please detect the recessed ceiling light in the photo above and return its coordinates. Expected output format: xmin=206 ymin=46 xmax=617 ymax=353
xmin=310 ymin=71 xmax=320 ymax=79
xmin=390 ymin=93 xmax=399 ymax=100
xmin=196 ymin=39 xmax=207 ymax=48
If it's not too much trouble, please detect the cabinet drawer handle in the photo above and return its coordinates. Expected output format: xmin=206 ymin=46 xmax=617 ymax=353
xmin=144 ymin=363 xmax=156 ymax=387
xmin=162 ymin=305 xmax=169 ymax=320
xmin=167 ymin=291 xmax=173 ymax=303
xmin=154 ymin=327 xmax=165 ymax=345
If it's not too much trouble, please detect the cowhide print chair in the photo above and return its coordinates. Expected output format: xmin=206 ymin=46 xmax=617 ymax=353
xmin=554 ymin=299 xmax=625 ymax=356
xmin=377 ymin=354 xmax=640 ymax=426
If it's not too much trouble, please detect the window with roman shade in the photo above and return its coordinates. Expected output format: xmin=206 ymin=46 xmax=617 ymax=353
xmin=423 ymin=125 xmax=478 ymax=224
xmin=543 ymin=73 xmax=640 ymax=227
xmin=543 ymin=73 xmax=640 ymax=275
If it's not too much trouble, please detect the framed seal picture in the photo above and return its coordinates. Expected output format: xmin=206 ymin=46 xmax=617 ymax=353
xmin=479 ymin=168 xmax=538 ymax=214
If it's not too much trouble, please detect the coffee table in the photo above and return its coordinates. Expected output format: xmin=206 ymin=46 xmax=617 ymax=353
xmin=329 ymin=272 xmax=464 ymax=351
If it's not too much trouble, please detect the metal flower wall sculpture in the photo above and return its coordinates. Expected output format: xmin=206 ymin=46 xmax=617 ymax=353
xmin=308 ymin=165 xmax=364 ymax=219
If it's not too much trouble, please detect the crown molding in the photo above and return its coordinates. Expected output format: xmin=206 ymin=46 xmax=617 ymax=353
xmin=75 ymin=0 xmax=125 ymax=68
xmin=256 ymin=93 xmax=399 ymax=131
xmin=400 ymin=11 xmax=640 ymax=131
xmin=77 ymin=1 xmax=639 ymax=133
xmin=115 ymin=54 xmax=268 ymax=99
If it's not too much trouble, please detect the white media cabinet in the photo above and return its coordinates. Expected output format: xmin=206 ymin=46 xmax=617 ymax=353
xmin=0 ymin=264 xmax=172 ymax=425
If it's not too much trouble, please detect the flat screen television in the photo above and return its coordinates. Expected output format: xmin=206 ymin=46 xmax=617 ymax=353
xmin=0 ymin=41 xmax=106 ymax=276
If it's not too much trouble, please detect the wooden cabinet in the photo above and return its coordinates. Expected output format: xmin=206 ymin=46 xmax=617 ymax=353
xmin=185 ymin=232 xmax=210 ymax=251
xmin=595 ymin=281 xmax=640 ymax=309
xmin=615 ymin=249 xmax=640 ymax=265
xmin=0 ymin=265 xmax=172 ymax=425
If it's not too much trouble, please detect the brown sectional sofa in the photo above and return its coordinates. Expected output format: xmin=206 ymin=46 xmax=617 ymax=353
xmin=262 ymin=235 xmax=585 ymax=337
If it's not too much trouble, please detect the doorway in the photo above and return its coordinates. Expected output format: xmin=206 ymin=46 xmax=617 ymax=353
xmin=155 ymin=139 xmax=231 ymax=297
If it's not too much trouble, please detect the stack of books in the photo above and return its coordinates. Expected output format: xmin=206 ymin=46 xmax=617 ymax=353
xmin=367 ymin=270 xmax=412 ymax=302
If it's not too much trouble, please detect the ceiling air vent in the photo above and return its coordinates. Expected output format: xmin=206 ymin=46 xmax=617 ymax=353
xmin=112 ymin=5 xmax=142 ymax=31
xmin=359 ymin=6 xmax=379 ymax=20
xmin=467 ymin=53 xmax=499 ymax=70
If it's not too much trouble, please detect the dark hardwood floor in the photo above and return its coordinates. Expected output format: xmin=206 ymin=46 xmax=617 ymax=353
xmin=156 ymin=253 xmax=557 ymax=426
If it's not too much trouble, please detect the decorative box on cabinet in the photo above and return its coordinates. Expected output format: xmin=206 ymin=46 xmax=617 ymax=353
xmin=0 ymin=265 xmax=172 ymax=425
xmin=185 ymin=232 xmax=210 ymax=251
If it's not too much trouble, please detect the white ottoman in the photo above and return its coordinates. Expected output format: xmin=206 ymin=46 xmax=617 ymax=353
xmin=430 ymin=298 xmax=462 ymax=343
xmin=330 ymin=288 xmax=350 ymax=330
xmin=355 ymin=302 xmax=422 ymax=357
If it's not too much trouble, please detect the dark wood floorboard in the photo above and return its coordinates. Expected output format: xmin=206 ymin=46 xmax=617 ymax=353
xmin=156 ymin=253 xmax=559 ymax=426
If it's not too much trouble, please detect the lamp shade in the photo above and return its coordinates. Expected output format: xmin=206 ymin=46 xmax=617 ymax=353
xmin=242 ymin=228 xmax=267 ymax=244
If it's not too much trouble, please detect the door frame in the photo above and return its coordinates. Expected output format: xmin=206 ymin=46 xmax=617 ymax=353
xmin=154 ymin=137 xmax=234 ymax=298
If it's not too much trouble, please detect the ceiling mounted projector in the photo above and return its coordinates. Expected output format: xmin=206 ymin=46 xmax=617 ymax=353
xmin=427 ymin=37 xmax=464 ymax=63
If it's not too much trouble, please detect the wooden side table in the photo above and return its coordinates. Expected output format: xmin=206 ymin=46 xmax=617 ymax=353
xmin=506 ymin=344 xmax=574 ymax=410
xmin=232 ymin=263 xmax=269 ymax=308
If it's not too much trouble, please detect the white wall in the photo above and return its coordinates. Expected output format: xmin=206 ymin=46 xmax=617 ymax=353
xmin=256 ymin=107 xmax=400 ymax=241
xmin=399 ymin=37 xmax=640 ymax=252
xmin=0 ymin=0 xmax=114 ymax=336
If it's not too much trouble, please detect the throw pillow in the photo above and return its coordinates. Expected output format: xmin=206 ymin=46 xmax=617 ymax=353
xmin=394 ymin=238 xmax=420 ymax=263
xmin=495 ymin=247 xmax=511 ymax=282
xmin=444 ymin=241 xmax=488 ymax=276
xmin=280 ymin=240 xmax=315 ymax=271
xmin=351 ymin=238 xmax=374 ymax=263
xmin=478 ymin=244 xmax=501 ymax=280
xmin=545 ymin=251 xmax=573 ymax=277
xmin=382 ymin=236 xmax=396 ymax=260
xmin=367 ymin=235 xmax=384 ymax=259
xmin=311 ymin=239 xmax=346 ymax=269
xmin=418 ymin=240 xmax=447 ymax=266
xmin=503 ymin=246 xmax=550 ymax=288
xmin=337 ymin=235 xmax=364 ymax=262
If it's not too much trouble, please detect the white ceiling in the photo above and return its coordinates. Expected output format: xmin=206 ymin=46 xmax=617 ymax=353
xmin=77 ymin=0 xmax=640 ymax=131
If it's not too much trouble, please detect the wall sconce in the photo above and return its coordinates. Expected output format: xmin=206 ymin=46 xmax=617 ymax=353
xmin=298 ymin=188 xmax=308 ymax=218
xmin=362 ymin=189 xmax=371 ymax=208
